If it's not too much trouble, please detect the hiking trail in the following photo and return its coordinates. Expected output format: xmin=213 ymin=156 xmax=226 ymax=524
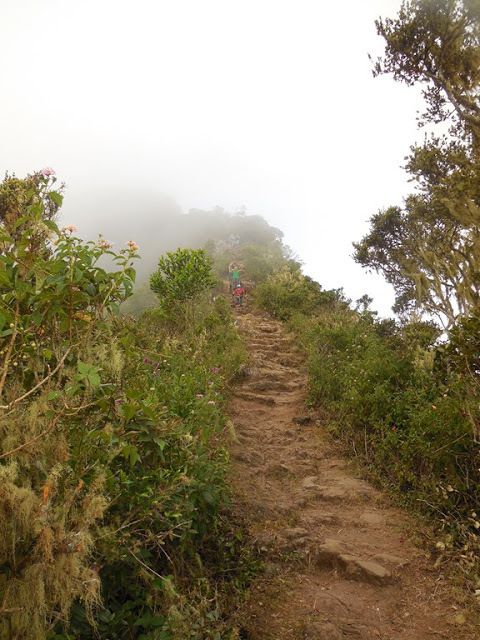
xmin=228 ymin=309 xmax=476 ymax=639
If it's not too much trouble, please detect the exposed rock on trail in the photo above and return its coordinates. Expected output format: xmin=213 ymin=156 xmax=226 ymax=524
xmin=228 ymin=311 xmax=476 ymax=639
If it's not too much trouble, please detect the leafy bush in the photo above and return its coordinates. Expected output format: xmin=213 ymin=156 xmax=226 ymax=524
xmin=61 ymin=297 xmax=249 ymax=640
xmin=254 ymin=259 xmax=480 ymax=582
xmin=0 ymin=170 xmax=137 ymax=639
xmin=150 ymin=248 xmax=216 ymax=306
xmin=290 ymin=308 xmax=480 ymax=581
xmin=255 ymin=266 xmax=345 ymax=320
xmin=0 ymin=172 xmax=252 ymax=640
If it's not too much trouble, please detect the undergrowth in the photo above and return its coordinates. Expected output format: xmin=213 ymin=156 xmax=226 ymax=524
xmin=0 ymin=172 xmax=256 ymax=640
xmin=255 ymin=269 xmax=480 ymax=591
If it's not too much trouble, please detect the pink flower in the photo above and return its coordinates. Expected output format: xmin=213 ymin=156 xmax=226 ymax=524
xmin=98 ymin=238 xmax=113 ymax=249
xmin=127 ymin=240 xmax=139 ymax=251
xmin=40 ymin=167 xmax=55 ymax=177
xmin=62 ymin=224 xmax=78 ymax=234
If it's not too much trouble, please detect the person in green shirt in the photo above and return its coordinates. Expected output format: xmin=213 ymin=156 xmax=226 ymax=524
xmin=228 ymin=262 xmax=241 ymax=291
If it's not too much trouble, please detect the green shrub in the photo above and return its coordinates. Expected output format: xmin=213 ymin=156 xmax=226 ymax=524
xmin=0 ymin=172 xmax=251 ymax=640
xmin=150 ymin=248 xmax=216 ymax=307
xmin=255 ymin=266 xmax=344 ymax=320
xmin=291 ymin=308 xmax=480 ymax=581
xmin=0 ymin=170 xmax=137 ymax=639
xmin=60 ymin=297 xmax=249 ymax=640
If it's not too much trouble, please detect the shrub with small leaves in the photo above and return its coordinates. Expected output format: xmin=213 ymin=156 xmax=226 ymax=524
xmin=150 ymin=248 xmax=216 ymax=307
xmin=0 ymin=171 xmax=138 ymax=639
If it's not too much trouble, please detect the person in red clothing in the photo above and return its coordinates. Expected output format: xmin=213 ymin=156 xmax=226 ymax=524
xmin=232 ymin=282 xmax=246 ymax=306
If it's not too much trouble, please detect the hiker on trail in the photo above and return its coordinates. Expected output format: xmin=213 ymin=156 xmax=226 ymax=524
xmin=232 ymin=282 xmax=246 ymax=306
xmin=228 ymin=262 xmax=241 ymax=292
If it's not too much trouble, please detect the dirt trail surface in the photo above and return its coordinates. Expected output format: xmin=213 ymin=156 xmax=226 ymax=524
xmin=228 ymin=310 xmax=476 ymax=639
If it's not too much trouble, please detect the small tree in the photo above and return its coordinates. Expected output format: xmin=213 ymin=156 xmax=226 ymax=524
xmin=150 ymin=248 xmax=216 ymax=309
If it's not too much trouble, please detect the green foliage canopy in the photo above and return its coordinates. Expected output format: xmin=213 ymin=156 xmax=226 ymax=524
xmin=0 ymin=171 xmax=138 ymax=639
xmin=255 ymin=265 xmax=346 ymax=320
xmin=373 ymin=0 xmax=480 ymax=143
xmin=0 ymin=172 xmax=252 ymax=639
xmin=150 ymin=248 xmax=216 ymax=306
xmin=355 ymin=0 xmax=480 ymax=327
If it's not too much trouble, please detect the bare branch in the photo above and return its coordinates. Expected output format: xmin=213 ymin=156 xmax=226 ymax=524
xmin=0 ymin=347 xmax=72 ymax=411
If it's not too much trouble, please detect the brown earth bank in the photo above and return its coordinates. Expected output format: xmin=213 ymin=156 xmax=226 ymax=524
xmin=227 ymin=309 xmax=478 ymax=639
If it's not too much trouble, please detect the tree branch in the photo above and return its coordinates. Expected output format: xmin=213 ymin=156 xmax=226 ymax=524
xmin=0 ymin=412 xmax=63 ymax=459
xmin=0 ymin=347 xmax=72 ymax=411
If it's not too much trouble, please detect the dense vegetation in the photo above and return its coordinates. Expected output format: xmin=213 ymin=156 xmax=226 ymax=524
xmin=357 ymin=0 xmax=480 ymax=329
xmin=255 ymin=241 xmax=480 ymax=587
xmin=255 ymin=0 xmax=480 ymax=589
xmin=2 ymin=1 xmax=480 ymax=635
xmin=0 ymin=172 xmax=258 ymax=639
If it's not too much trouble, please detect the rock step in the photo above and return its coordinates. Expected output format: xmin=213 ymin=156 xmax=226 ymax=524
xmin=258 ymin=363 xmax=300 ymax=374
xmin=242 ymin=380 xmax=304 ymax=393
xmin=249 ymin=335 xmax=289 ymax=342
xmin=314 ymin=538 xmax=392 ymax=585
xmin=251 ymin=373 xmax=302 ymax=385
xmin=277 ymin=356 xmax=304 ymax=367
xmin=250 ymin=352 xmax=295 ymax=363
xmin=257 ymin=324 xmax=281 ymax=334
xmin=254 ymin=361 xmax=303 ymax=373
xmin=248 ymin=344 xmax=294 ymax=354
xmin=248 ymin=333 xmax=290 ymax=340
xmin=300 ymin=475 xmax=373 ymax=503
xmin=233 ymin=391 xmax=276 ymax=405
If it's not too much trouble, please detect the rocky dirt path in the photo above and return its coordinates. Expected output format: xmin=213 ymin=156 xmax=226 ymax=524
xmin=228 ymin=310 xmax=476 ymax=639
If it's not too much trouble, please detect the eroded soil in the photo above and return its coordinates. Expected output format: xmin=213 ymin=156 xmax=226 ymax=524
xmin=229 ymin=310 xmax=476 ymax=639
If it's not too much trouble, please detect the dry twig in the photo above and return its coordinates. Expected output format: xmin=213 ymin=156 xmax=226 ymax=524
xmin=0 ymin=347 xmax=72 ymax=411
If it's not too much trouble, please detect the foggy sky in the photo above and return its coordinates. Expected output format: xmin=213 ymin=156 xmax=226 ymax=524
xmin=1 ymin=0 xmax=423 ymax=315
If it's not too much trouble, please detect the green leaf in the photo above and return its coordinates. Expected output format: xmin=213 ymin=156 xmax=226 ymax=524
xmin=133 ymin=613 xmax=166 ymax=628
xmin=143 ymin=406 xmax=156 ymax=420
xmin=122 ymin=444 xmax=141 ymax=467
xmin=49 ymin=191 xmax=63 ymax=207
xmin=77 ymin=361 xmax=101 ymax=388
xmin=153 ymin=438 xmax=167 ymax=451
xmin=43 ymin=219 xmax=59 ymax=232
xmin=120 ymin=403 xmax=137 ymax=421
xmin=77 ymin=361 xmax=90 ymax=375
xmin=87 ymin=371 xmax=101 ymax=387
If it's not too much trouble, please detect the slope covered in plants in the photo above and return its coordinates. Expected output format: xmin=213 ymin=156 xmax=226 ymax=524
xmin=253 ymin=0 xmax=480 ymax=591
xmin=0 ymin=171 xmax=258 ymax=639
